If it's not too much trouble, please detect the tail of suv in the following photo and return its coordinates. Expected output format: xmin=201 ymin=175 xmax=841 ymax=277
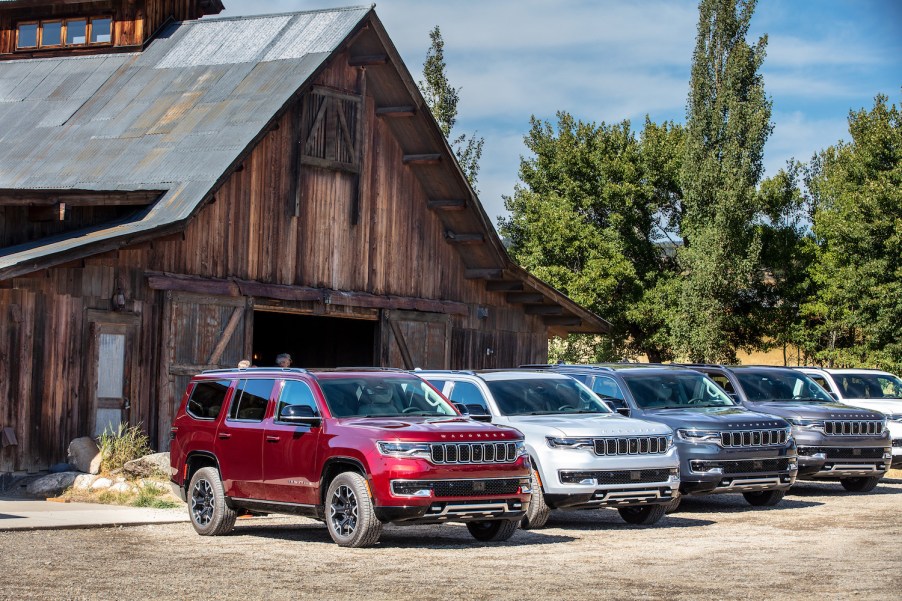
xmin=692 ymin=365 xmax=891 ymax=492
xmin=419 ymin=370 xmax=680 ymax=527
xmin=169 ymin=368 xmax=531 ymax=547
xmin=537 ymin=365 xmax=798 ymax=509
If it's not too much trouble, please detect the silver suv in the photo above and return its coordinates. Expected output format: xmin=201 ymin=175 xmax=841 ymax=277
xmin=419 ymin=370 xmax=679 ymax=527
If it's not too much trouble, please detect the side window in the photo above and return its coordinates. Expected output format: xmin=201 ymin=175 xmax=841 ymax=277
xmin=710 ymin=374 xmax=735 ymax=394
xmin=187 ymin=380 xmax=232 ymax=420
xmin=276 ymin=380 xmax=320 ymax=421
xmin=809 ymin=375 xmax=829 ymax=391
xmin=425 ymin=379 xmax=449 ymax=395
xmin=228 ymin=378 xmax=275 ymax=422
xmin=591 ymin=376 xmax=627 ymax=410
xmin=449 ymin=381 xmax=490 ymax=415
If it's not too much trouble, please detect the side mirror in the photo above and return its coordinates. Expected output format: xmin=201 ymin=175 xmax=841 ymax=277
xmin=828 ymin=392 xmax=839 ymax=400
xmin=616 ymin=407 xmax=631 ymax=417
xmin=279 ymin=404 xmax=321 ymax=425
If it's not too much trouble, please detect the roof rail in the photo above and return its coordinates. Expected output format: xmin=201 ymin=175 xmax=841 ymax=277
xmin=200 ymin=367 xmax=310 ymax=374
xmin=412 ymin=369 xmax=477 ymax=375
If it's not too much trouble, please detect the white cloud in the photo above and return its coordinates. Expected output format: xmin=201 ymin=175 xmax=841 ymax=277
xmin=763 ymin=111 xmax=850 ymax=177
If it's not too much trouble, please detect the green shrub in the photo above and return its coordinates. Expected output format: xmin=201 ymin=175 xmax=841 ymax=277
xmin=133 ymin=485 xmax=179 ymax=509
xmin=96 ymin=424 xmax=152 ymax=473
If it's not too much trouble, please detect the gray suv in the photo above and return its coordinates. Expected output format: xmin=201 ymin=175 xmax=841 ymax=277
xmin=692 ymin=365 xmax=892 ymax=492
xmin=538 ymin=365 xmax=797 ymax=508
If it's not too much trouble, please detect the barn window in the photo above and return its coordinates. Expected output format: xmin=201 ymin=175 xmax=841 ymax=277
xmin=15 ymin=16 xmax=113 ymax=50
xmin=299 ymin=86 xmax=363 ymax=173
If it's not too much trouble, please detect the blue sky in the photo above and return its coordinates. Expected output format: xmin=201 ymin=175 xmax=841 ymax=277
xmin=221 ymin=1 xmax=902 ymax=226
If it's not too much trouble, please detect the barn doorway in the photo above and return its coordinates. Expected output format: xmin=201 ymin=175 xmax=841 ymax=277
xmin=252 ymin=312 xmax=377 ymax=368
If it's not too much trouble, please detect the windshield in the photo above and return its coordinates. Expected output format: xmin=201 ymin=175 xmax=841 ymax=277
xmin=623 ymin=373 xmax=735 ymax=409
xmin=317 ymin=375 xmax=457 ymax=418
xmin=734 ymin=370 xmax=833 ymax=403
xmin=833 ymin=373 xmax=902 ymax=400
xmin=484 ymin=378 xmax=612 ymax=416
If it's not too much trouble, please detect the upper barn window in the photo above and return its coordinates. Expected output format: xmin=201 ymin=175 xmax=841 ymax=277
xmin=16 ymin=16 xmax=112 ymax=50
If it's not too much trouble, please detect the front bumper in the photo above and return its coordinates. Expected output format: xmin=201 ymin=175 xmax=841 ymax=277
xmin=531 ymin=441 xmax=680 ymax=509
xmin=676 ymin=441 xmax=797 ymax=496
xmin=374 ymin=498 xmax=527 ymax=524
xmin=793 ymin=430 xmax=891 ymax=479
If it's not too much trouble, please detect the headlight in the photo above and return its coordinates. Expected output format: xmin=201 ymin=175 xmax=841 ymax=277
xmin=676 ymin=429 xmax=721 ymax=444
xmin=546 ymin=436 xmax=594 ymax=450
xmin=786 ymin=418 xmax=825 ymax=430
xmin=515 ymin=441 xmax=529 ymax=457
xmin=886 ymin=414 xmax=902 ymax=423
xmin=377 ymin=441 xmax=432 ymax=460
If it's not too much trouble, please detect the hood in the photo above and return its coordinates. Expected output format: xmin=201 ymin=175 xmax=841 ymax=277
xmin=639 ymin=406 xmax=787 ymax=431
xmin=743 ymin=401 xmax=885 ymax=421
xmin=835 ymin=398 xmax=902 ymax=417
xmin=504 ymin=413 xmax=671 ymax=438
xmin=335 ymin=416 xmax=522 ymax=441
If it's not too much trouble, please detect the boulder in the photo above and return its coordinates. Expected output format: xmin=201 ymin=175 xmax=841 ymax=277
xmin=73 ymin=474 xmax=97 ymax=490
xmin=123 ymin=452 xmax=170 ymax=479
xmin=109 ymin=482 xmax=132 ymax=493
xmin=67 ymin=437 xmax=101 ymax=474
xmin=26 ymin=472 xmax=79 ymax=498
xmin=91 ymin=477 xmax=113 ymax=490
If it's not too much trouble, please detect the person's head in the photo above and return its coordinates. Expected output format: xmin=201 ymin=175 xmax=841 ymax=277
xmin=276 ymin=353 xmax=292 ymax=368
xmin=237 ymin=359 xmax=251 ymax=369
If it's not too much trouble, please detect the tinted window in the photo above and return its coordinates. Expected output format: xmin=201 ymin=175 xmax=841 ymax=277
xmin=17 ymin=23 xmax=38 ymax=48
xmin=449 ymin=381 xmax=490 ymax=415
xmin=734 ymin=371 xmax=831 ymax=403
xmin=484 ymin=378 xmax=611 ymax=416
xmin=276 ymin=380 xmax=319 ymax=421
xmin=91 ymin=18 xmax=112 ymax=43
xmin=623 ymin=373 xmax=735 ymax=409
xmin=834 ymin=373 xmax=902 ymax=400
xmin=318 ymin=376 xmax=457 ymax=418
xmin=228 ymin=379 xmax=274 ymax=421
xmin=591 ymin=376 xmax=628 ymax=411
xmin=187 ymin=380 xmax=231 ymax=420
xmin=809 ymin=375 xmax=830 ymax=390
xmin=709 ymin=374 xmax=736 ymax=394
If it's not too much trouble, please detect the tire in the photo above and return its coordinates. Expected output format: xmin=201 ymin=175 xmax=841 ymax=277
xmin=325 ymin=472 xmax=383 ymax=548
xmin=520 ymin=469 xmax=551 ymax=530
xmin=664 ymin=496 xmax=681 ymax=514
xmin=840 ymin=476 xmax=881 ymax=493
xmin=466 ymin=519 xmax=519 ymax=542
xmin=188 ymin=466 xmax=237 ymax=536
xmin=743 ymin=489 xmax=786 ymax=506
xmin=618 ymin=503 xmax=667 ymax=525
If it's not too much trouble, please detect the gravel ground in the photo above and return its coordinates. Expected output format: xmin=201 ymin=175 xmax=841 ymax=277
xmin=3 ymin=473 xmax=901 ymax=601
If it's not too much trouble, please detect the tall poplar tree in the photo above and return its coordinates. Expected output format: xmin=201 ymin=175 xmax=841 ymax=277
xmin=419 ymin=26 xmax=484 ymax=190
xmin=674 ymin=0 xmax=773 ymax=362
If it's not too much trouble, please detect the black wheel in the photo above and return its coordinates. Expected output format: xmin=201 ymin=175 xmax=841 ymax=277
xmin=742 ymin=489 xmax=786 ymax=506
xmin=325 ymin=472 xmax=382 ymax=548
xmin=188 ymin=466 xmax=237 ymax=536
xmin=618 ymin=503 xmax=667 ymax=525
xmin=840 ymin=476 xmax=881 ymax=492
xmin=520 ymin=469 xmax=550 ymax=530
xmin=664 ymin=496 xmax=681 ymax=514
xmin=466 ymin=519 xmax=519 ymax=542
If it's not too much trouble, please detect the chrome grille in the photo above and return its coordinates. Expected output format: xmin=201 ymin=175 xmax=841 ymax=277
xmin=560 ymin=469 xmax=674 ymax=485
xmin=823 ymin=420 xmax=884 ymax=436
xmin=593 ymin=436 xmax=670 ymax=456
xmin=430 ymin=442 xmax=518 ymax=464
xmin=720 ymin=429 xmax=788 ymax=447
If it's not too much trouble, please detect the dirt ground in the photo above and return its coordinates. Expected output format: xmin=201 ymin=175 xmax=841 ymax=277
xmin=3 ymin=472 xmax=901 ymax=601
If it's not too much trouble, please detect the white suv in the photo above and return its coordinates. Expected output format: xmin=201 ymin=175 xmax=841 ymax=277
xmin=797 ymin=367 xmax=902 ymax=468
xmin=419 ymin=370 xmax=680 ymax=527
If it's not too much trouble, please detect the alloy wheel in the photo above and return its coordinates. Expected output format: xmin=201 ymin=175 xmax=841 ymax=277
xmin=191 ymin=478 xmax=215 ymax=526
xmin=330 ymin=484 xmax=359 ymax=537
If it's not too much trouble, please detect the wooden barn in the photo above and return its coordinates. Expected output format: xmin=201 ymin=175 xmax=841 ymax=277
xmin=0 ymin=0 xmax=608 ymax=474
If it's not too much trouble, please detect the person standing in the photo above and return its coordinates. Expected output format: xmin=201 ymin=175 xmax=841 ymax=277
xmin=276 ymin=353 xmax=292 ymax=368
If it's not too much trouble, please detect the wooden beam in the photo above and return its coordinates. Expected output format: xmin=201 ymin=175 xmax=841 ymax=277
xmin=525 ymin=305 xmax=564 ymax=316
xmin=465 ymin=269 xmax=504 ymax=280
xmin=348 ymin=54 xmax=388 ymax=66
xmin=388 ymin=320 xmax=415 ymax=370
xmin=146 ymin=272 xmax=240 ymax=297
xmin=0 ymin=189 xmax=162 ymax=206
xmin=325 ymin=290 xmax=469 ymax=315
xmin=300 ymin=155 xmax=359 ymax=175
xmin=206 ymin=307 xmax=244 ymax=365
xmin=376 ymin=106 xmax=416 ymax=117
xmin=427 ymin=199 xmax=466 ymax=211
xmin=486 ymin=280 xmax=524 ymax=292
xmin=444 ymin=232 xmax=484 ymax=244
xmin=506 ymin=293 xmax=545 ymax=304
xmin=403 ymin=154 xmax=442 ymax=165
xmin=543 ymin=316 xmax=583 ymax=327
xmin=235 ymin=280 xmax=323 ymax=302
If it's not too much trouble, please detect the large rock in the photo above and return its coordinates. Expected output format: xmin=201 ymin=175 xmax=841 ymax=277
xmin=123 ymin=452 xmax=170 ymax=479
xmin=73 ymin=474 xmax=97 ymax=490
xmin=67 ymin=437 xmax=101 ymax=474
xmin=26 ymin=472 xmax=79 ymax=498
xmin=91 ymin=477 xmax=113 ymax=490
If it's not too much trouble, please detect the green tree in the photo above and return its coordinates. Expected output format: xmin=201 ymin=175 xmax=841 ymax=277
xmin=674 ymin=0 xmax=773 ymax=362
xmin=802 ymin=93 xmax=902 ymax=370
xmin=419 ymin=25 xmax=485 ymax=190
xmin=499 ymin=113 xmax=684 ymax=362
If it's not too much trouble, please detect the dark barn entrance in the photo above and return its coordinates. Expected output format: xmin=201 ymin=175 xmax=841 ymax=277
xmin=252 ymin=311 xmax=377 ymax=368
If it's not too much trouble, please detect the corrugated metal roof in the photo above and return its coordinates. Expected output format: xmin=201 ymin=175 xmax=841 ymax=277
xmin=0 ymin=7 xmax=371 ymax=275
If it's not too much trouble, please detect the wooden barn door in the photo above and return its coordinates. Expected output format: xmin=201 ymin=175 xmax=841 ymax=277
xmin=86 ymin=311 xmax=140 ymax=437
xmin=381 ymin=310 xmax=450 ymax=369
xmin=157 ymin=291 xmax=252 ymax=448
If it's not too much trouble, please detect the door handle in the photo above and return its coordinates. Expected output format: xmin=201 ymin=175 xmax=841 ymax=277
xmin=218 ymin=433 xmax=231 ymax=440
xmin=266 ymin=435 xmax=280 ymax=443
